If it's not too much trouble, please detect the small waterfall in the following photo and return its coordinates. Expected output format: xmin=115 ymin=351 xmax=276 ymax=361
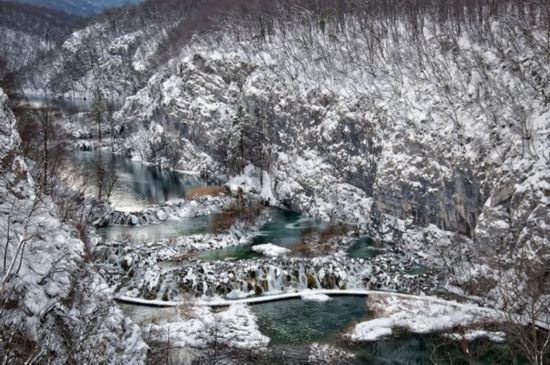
xmin=267 ymin=266 xmax=283 ymax=292
xmin=298 ymin=265 xmax=307 ymax=290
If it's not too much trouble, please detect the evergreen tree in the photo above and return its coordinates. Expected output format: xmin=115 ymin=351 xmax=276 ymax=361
xmin=227 ymin=106 xmax=249 ymax=174
xmin=92 ymin=87 xmax=104 ymax=143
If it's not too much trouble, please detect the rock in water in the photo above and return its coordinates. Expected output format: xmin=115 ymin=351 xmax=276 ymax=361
xmin=252 ymin=243 xmax=291 ymax=257
xmin=301 ymin=291 xmax=331 ymax=302
xmin=157 ymin=210 xmax=168 ymax=221
xmin=129 ymin=214 xmax=139 ymax=226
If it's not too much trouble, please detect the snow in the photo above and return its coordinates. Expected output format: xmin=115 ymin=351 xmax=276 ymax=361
xmin=252 ymin=243 xmax=291 ymax=257
xmin=301 ymin=291 xmax=331 ymax=302
xmin=444 ymin=330 xmax=506 ymax=343
xmin=4 ymin=2 xmax=549 ymax=359
xmin=347 ymin=294 xmax=498 ymax=342
xmin=0 ymin=89 xmax=147 ymax=363
xmin=0 ymin=91 xmax=21 ymax=161
xmin=141 ymin=304 xmax=269 ymax=349
xmin=117 ymin=289 xmax=459 ymax=308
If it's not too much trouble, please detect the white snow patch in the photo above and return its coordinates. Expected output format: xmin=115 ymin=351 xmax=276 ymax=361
xmin=251 ymin=243 xmax=291 ymax=257
xmin=347 ymin=294 xmax=497 ymax=342
xmin=141 ymin=304 xmax=269 ymax=349
xmin=301 ymin=291 xmax=331 ymax=302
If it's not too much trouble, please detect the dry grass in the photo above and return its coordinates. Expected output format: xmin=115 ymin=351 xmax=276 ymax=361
xmin=319 ymin=223 xmax=351 ymax=242
xmin=292 ymin=241 xmax=314 ymax=256
xmin=185 ymin=185 xmax=226 ymax=200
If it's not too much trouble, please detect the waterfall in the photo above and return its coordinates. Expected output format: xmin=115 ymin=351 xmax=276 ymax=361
xmin=298 ymin=265 xmax=307 ymax=290
xmin=267 ymin=266 xmax=283 ymax=292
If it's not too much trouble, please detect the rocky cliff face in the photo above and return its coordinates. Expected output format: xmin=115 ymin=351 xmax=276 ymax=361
xmin=115 ymin=11 xmax=549 ymax=262
xmin=0 ymin=89 xmax=147 ymax=364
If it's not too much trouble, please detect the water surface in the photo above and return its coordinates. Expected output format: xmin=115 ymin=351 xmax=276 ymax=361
xmin=346 ymin=237 xmax=381 ymax=258
xmin=253 ymin=296 xmax=367 ymax=345
xmin=98 ymin=215 xmax=212 ymax=242
xmin=252 ymin=296 xmax=523 ymax=365
xmin=64 ymin=150 xmax=206 ymax=211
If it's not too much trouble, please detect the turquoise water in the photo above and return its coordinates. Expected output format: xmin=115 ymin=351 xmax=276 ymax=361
xmin=253 ymin=296 xmax=368 ymax=345
xmin=346 ymin=237 xmax=379 ymax=258
xmin=199 ymin=208 xmax=331 ymax=260
xmin=65 ymin=150 xmax=207 ymax=210
xmin=251 ymin=208 xmax=327 ymax=248
xmin=252 ymin=296 xmax=524 ymax=365
xmin=97 ymin=215 xmax=213 ymax=243
xmin=97 ymin=207 xmax=323 ymax=246
xmin=198 ymin=243 xmax=262 ymax=261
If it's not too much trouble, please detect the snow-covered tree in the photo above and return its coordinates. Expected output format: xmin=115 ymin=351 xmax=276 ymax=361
xmin=227 ymin=105 xmax=250 ymax=174
xmin=91 ymin=86 xmax=104 ymax=143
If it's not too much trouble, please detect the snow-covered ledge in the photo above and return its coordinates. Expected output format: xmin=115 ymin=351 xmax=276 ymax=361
xmin=345 ymin=293 xmax=500 ymax=342
xmin=114 ymin=289 xmax=494 ymax=309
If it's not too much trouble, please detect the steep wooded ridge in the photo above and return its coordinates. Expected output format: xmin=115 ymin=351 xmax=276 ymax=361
xmin=0 ymin=1 xmax=82 ymax=76
xmin=9 ymin=0 xmax=222 ymax=98
xmin=116 ymin=0 xmax=549 ymax=245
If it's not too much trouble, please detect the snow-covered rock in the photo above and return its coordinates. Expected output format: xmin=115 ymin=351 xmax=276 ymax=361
xmin=444 ymin=330 xmax=506 ymax=343
xmin=346 ymin=294 xmax=497 ymax=342
xmin=301 ymin=291 xmax=331 ymax=302
xmin=142 ymin=304 xmax=269 ymax=350
xmin=252 ymin=243 xmax=291 ymax=257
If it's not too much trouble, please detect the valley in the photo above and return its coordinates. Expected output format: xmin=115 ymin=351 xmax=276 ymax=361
xmin=0 ymin=0 xmax=548 ymax=364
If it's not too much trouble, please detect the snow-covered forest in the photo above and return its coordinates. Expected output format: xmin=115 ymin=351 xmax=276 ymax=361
xmin=0 ymin=0 xmax=549 ymax=364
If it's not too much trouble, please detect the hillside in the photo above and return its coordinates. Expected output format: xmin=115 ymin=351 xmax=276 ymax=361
xmin=0 ymin=2 xmax=82 ymax=76
xmin=4 ymin=0 xmax=142 ymax=16
xmin=0 ymin=88 xmax=147 ymax=363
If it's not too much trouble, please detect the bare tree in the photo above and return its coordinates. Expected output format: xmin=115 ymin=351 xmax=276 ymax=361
xmin=0 ymin=196 xmax=41 ymax=294
xmin=106 ymin=100 xmax=117 ymax=152
xmin=93 ymin=154 xmax=118 ymax=202
xmin=496 ymin=252 xmax=550 ymax=365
